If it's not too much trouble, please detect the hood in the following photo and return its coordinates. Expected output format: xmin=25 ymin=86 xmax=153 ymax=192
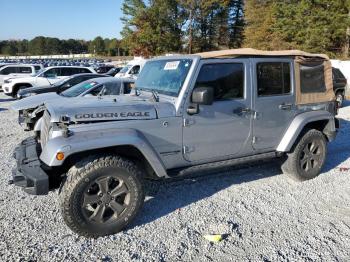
xmin=6 ymin=76 xmax=36 ymax=83
xmin=19 ymin=85 xmax=53 ymax=95
xmin=11 ymin=92 xmax=61 ymax=111
xmin=45 ymin=95 xmax=176 ymax=123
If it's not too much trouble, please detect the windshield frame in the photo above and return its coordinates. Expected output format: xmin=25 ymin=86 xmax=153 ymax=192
xmin=135 ymin=58 xmax=194 ymax=97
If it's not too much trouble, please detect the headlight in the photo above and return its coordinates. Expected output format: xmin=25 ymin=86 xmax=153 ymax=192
xmin=4 ymin=79 xmax=11 ymax=84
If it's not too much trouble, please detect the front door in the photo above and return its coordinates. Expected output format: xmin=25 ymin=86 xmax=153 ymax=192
xmin=252 ymin=59 xmax=297 ymax=151
xmin=182 ymin=59 xmax=253 ymax=163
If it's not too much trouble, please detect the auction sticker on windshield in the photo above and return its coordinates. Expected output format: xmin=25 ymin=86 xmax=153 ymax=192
xmin=164 ymin=61 xmax=180 ymax=70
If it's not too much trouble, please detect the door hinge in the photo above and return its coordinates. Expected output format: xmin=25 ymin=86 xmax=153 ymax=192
xmin=183 ymin=146 xmax=195 ymax=154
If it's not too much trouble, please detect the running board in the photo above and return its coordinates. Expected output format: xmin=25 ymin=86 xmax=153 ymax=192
xmin=168 ymin=152 xmax=279 ymax=177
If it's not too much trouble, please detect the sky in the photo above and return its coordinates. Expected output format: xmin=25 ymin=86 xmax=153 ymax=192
xmin=0 ymin=0 xmax=124 ymax=40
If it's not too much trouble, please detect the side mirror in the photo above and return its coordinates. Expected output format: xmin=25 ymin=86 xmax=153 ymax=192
xmin=192 ymin=87 xmax=214 ymax=105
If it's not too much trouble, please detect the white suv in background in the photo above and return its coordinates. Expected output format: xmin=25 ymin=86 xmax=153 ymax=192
xmin=2 ymin=66 xmax=97 ymax=97
xmin=0 ymin=64 xmax=43 ymax=90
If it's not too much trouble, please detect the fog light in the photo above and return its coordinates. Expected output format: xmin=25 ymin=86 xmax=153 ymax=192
xmin=56 ymin=152 xmax=65 ymax=161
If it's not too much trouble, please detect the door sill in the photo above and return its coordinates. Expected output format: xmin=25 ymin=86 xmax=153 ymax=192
xmin=168 ymin=152 xmax=279 ymax=177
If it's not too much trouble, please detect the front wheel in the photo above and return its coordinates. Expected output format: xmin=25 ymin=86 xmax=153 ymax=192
xmin=59 ymin=154 xmax=145 ymax=238
xmin=281 ymin=129 xmax=327 ymax=181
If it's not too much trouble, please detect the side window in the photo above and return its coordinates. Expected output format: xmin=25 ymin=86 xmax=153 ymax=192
xmin=18 ymin=67 xmax=32 ymax=74
xmin=195 ymin=63 xmax=244 ymax=100
xmin=34 ymin=66 xmax=41 ymax=72
xmin=130 ymin=65 xmax=140 ymax=75
xmin=300 ymin=63 xmax=325 ymax=93
xmin=1 ymin=67 xmax=17 ymax=75
xmin=257 ymin=62 xmax=291 ymax=96
xmin=123 ymin=82 xmax=134 ymax=94
xmin=44 ymin=68 xmax=61 ymax=77
xmin=88 ymin=85 xmax=104 ymax=96
xmin=81 ymin=68 xmax=92 ymax=73
xmin=61 ymin=68 xmax=76 ymax=76
xmin=102 ymin=82 xmax=121 ymax=95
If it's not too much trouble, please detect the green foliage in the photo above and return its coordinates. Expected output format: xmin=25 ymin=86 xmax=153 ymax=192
xmin=121 ymin=0 xmax=244 ymax=55
xmin=244 ymin=0 xmax=350 ymax=57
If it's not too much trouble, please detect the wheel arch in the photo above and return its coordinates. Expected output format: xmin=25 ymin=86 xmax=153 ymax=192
xmin=276 ymin=111 xmax=337 ymax=152
xmin=40 ymin=129 xmax=168 ymax=179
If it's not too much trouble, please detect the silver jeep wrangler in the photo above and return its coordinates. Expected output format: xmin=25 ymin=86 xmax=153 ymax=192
xmin=11 ymin=49 xmax=339 ymax=237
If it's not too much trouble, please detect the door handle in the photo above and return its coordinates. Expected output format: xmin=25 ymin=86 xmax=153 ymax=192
xmin=233 ymin=107 xmax=252 ymax=115
xmin=279 ymin=103 xmax=293 ymax=110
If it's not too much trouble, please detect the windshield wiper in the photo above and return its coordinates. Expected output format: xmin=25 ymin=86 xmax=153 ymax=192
xmin=151 ymin=90 xmax=159 ymax=102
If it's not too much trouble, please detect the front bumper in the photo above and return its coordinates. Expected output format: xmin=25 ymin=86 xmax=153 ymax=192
xmin=2 ymin=83 xmax=12 ymax=95
xmin=11 ymin=137 xmax=49 ymax=195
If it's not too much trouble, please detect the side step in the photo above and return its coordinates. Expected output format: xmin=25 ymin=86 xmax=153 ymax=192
xmin=168 ymin=152 xmax=279 ymax=177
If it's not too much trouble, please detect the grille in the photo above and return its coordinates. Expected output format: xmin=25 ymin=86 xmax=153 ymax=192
xmin=40 ymin=110 xmax=51 ymax=149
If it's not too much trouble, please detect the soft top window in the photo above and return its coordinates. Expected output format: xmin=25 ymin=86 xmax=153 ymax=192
xmin=300 ymin=62 xmax=326 ymax=94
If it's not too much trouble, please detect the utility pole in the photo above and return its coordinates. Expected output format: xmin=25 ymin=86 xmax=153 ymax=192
xmin=189 ymin=8 xmax=193 ymax=54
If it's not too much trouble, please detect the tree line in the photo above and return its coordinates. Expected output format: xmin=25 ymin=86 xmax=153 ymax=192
xmin=121 ymin=0 xmax=350 ymax=58
xmin=0 ymin=36 xmax=128 ymax=56
xmin=1 ymin=0 xmax=349 ymax=58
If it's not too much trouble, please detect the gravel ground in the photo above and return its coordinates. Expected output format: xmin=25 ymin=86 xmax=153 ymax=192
xmin=0 ymin=92 xmax=349 ymax=261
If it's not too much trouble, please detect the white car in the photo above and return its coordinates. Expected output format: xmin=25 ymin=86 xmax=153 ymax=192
xmin=2 ymin=66 xmax=96 ymax=97
xmin=115 ymin=59 xmax=146 ymax=79
xmin=0 ymin=64 xmax=43 ymax=90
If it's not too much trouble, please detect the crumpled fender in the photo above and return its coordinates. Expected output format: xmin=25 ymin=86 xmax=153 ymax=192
xmin=276 ymin=111 xmax=336 ymax=152
xmin=40 ymin=128 xmax=168 ymax=178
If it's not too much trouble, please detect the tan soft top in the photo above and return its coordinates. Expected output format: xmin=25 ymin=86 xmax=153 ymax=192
xmin=196 ymin=48 xmax=329 ymax=60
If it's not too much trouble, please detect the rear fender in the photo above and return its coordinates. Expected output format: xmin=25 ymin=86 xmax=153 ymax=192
xmin=276 ymin=111 xmax=336 ymax=152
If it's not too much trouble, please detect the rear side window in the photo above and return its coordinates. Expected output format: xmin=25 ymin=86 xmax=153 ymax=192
xmin=76 ymin=68 xmax=92 ymax=74
xmin=195 ymin=63 xmax=244 ymax=100
xmin=1 ymin=66 xmax=17 ymax=75
xmin=257 ymin=62 xmax=291 ymax=96
xmin=300 ymin=63 xmax=325 ymax=93
xmin=44 ymin=68 xmax=61 ymax=77
xmin=18 ymin=67 xmax=32 ymax=73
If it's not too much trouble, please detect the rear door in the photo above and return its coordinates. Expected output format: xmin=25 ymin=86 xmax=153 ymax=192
xmin=252 ymin=59 xmax=297 ymax=151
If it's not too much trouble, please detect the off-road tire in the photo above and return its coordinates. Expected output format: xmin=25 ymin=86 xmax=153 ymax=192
xmin=281 ymin=129 xmax=327 ymax=181
xmin=59 ymin=154 xmax=145 ymax=238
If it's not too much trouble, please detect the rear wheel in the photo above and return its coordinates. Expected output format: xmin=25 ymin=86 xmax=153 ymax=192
xmin=281 ymin=129 xmax=327 ymax=181
xmin=59 ymin=154 xmax=145 ymax=238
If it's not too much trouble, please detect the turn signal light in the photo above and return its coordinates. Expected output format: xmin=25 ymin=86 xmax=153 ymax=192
xmin=56 ymin=152 xmax=65 ymax=161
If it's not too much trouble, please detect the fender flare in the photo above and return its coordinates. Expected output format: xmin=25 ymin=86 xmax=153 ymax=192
xmin=40 ymin=128 xmax=168 ymax=178
xmin=276 ymin=111 xmax=336 ymax=152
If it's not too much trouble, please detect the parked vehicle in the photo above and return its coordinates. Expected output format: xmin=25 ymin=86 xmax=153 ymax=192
xmin=106 ymin=67 xmax=123 ymax=77
xmin=95 ymin=65 xmax=115 ymax=74
xmin=0 ymin=64 xmax=43 ymax=91
xmin=115 ymin=59 xmax=146 ymax=79
xmin=17 ymin=73 xmax=108 ymax=99
xmin=10 ymin=49 xmax=338 ymax=237
xmin=2 ymin=66 xmax=96 ymax=97
xmin=12 ymin=77 xmax=135 ymax=131
xmin=332 ymin=67 xmax=347 ymax=107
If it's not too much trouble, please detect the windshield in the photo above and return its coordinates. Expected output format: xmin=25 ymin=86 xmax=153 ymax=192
xmin=136 ymin=59 xmax=193 ymax=97
xmin=60 ymin=81 xmax=99 ymax=97
xmin=119 ymin=65 xmax=131 ymax=74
